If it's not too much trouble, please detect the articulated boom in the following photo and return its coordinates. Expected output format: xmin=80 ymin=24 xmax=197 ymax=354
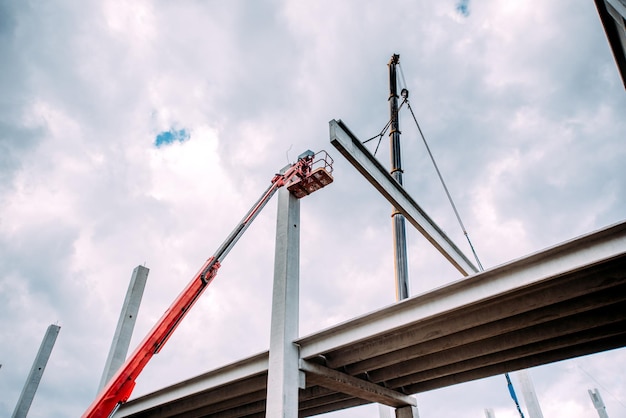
xmin=82 ymin=150 xmax=333 ymax=418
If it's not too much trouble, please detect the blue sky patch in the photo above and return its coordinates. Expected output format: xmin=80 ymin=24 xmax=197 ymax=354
xmin=155 ymin=128 xmax=190 ymax=147
xmin=456 ymin=0 xmax=470 ymax=17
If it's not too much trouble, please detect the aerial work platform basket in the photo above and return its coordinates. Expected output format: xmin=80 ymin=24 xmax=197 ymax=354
xmin=287 ymin=150 xmax=334 ymax=198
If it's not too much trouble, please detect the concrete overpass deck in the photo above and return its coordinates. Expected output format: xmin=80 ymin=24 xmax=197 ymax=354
xmin=116 ymin=220 xmax=626 ymax=418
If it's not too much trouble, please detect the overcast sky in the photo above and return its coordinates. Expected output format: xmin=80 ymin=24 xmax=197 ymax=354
xmin=1 ymin=1 xmax=625 ymax=417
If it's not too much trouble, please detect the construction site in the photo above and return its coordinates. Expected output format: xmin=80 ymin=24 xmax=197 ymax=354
xmin=5 ymin=1 xmax=626 ymax=418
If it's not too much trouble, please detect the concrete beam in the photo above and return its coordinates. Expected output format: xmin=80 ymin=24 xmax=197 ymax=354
xmin=297 ymin=221 xmax=626 ymax=359
xmin=299 ymin=360 xmax=416 ymax=408
xmin=368 ymin=303 xmax=626 ymax=384
xmin=340 ymin=281 xmax=626 ymax=374
xmin=115 ymin=353 xmax=269 ymax=417
xmin=329 ymin=119 xmax=477 ymax=276
xmin=402 ymin=333 xmax=626 ymax=395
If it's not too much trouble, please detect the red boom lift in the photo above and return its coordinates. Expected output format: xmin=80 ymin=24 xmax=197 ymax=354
xmin=82 ymin=150 xmax=334 ymax=418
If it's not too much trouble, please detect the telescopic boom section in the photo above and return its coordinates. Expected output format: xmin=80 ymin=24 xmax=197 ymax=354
xmin=82 ymin=150 xmax=333 ymax=418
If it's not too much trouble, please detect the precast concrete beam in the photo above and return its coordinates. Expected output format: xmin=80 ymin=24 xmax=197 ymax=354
xmin=296 ymin=221 xmax=626 ymax=359
xmin=329 ymin=119 xmax=477 ymax=276
xmin=115 ymin=353 xmax=269 ymax=417
xmin=338 ymin=277 xmax=626 ymax=374
xmin=299 ymin=360 xmax=417 ymax=408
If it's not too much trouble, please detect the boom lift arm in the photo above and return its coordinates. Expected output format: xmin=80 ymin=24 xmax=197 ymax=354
xmin=82 ymin=150 xmax=333 ymax=418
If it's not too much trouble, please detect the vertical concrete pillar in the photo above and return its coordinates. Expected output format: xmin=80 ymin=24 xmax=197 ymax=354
xmin=265 ymin=186 xmax=301 ymax=418
xmin=382 ymin=403 xmax=420 ymax=418
xmin=517 ymin=370 xmax=544 ymax=418
xmin=12 ymin=324 xmax=61 ymax=418
xmin=588 ymin=388 xmax=609 ymax=418
xmin=378 ymin=404 xmax=392 ymax=418
xmin=98 ymin=265 xmax=149 ymax=392
xmin=484 ymin=408 xmax=496 ymax=418
xmin=395 ymin=404 xmax=419 ymax=418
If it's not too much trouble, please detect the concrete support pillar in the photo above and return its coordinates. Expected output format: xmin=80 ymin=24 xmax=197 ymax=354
xmin=395 ymin=404 xmax=419 ymax=418
xmin=265 ymin=186 xmax=301 ymax=418
xmin=517 ymin=370 xmax=544 ymax=418
xmin=12 ymin=324 xmax=61 ymax=418
xmin=485 ymin=408 xmax=496 ymax=418
xmin=382 ymin=403 xmax=419 ymax=418
xmin=379 ymin=404 xmax=392 ymax=418
xmin=588 ymin=388 xmax=609 ymax=418
xmin=98 ymin=265 xmax=149 ymax=392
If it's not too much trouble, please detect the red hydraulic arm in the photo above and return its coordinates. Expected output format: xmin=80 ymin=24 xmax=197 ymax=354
xmin=82 ymin=150 xmax=333 ymax=418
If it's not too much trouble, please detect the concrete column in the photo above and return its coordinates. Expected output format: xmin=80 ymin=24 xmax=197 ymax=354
xmin=379 ymin=404 xmax=392 ymax=418
xmin=485 ymin=408 xmax=496 ymax=418
xmin=588 ymin=388 xmax=609 ymax=418
xmin=517 ymin=370 xmax=544 ymax=418
xmin=265 ymin=186 xmax=301 ymax=418
xmin=381 ymin=403 xmax=419 ymax=418
xmin=12 ymin=324 xmax=61 ymax=418
xmin=395 ymin=404 xmax=419 ymax=418
xmin=98 ymin=265 xmax=149 ymax=392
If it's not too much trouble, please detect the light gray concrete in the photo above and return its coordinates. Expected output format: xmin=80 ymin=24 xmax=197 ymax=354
xmin=297 ymin=221 xmax=626 ymax=359
xmin=379 ymin=404 xmax=393 ymax=418
xmin=265 ymin=186 xmax=301 ymax=418
xmin=300 ymin=360 xmax=416 ymax=408
xmin=589 ymin=388 xmax=610 ymax=418
xmin=517 ymin=370 xmax=544 ymax=418
xmin=12 ymin=324 xmax=61 ymax=418
xmin=98 ymin=265 xmax=149 ymax=392
xmin=395 ymin=404 xmax=419 ymax=418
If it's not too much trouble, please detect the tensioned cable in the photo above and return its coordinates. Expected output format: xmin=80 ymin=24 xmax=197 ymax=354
xmin=401 ymin=87 xmax=528 ymax=417
xmin=363 ymin=101 xmax=407 ymax=157
xmin=506 ymin=373 xmax=526 ymax=418
xmin=403 ymin=98 xmax=484 ymax=271
xmin=363 ymin=118 xmax=391 ymax=156
xmin=398 ymin=62 xmax=408 ymax=92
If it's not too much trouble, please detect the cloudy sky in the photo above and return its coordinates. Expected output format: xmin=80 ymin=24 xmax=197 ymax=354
xmin=1 ymin=0 xmax=625 ymax=417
